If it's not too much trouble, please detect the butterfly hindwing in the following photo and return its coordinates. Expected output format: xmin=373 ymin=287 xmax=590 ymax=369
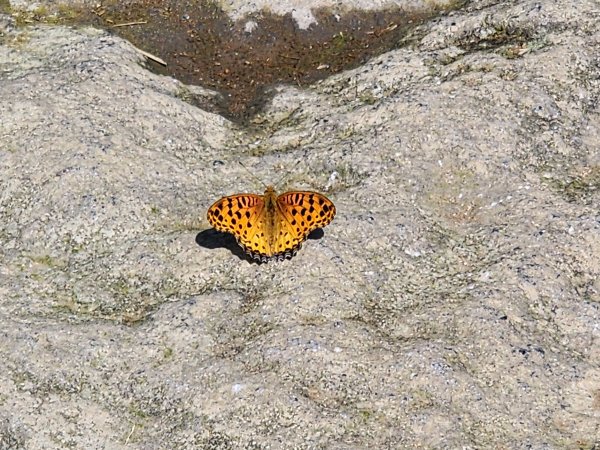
xmin=273 ymin=216 xmax=304 ymax=257
xmin=241 ymin=211 xmax=272 ymax=258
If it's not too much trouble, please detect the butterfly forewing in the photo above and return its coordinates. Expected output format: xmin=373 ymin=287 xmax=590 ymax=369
xmin=207 ymin=194 xmax=264 ymax=239
xmin=276 ymin=191 xmax=336 ymax=239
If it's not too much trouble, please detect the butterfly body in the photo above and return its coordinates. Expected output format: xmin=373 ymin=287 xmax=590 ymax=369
xmin=207 ymin=186 xmax=335 ymax=262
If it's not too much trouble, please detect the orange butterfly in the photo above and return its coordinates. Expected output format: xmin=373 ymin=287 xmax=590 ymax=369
xmin=207 ymin=186 xmax=335 ymax=262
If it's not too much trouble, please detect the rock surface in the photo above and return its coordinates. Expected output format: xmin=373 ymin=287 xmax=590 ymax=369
xmin=1 ymin=0 xmax=599 ymax=448
xmin=221 ymin=0 xmax=455 ymax=29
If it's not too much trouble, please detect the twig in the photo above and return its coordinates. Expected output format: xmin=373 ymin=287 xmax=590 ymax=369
xmin=112 ymin=20 xmax=147 ymax=28
xmin=125 ymin=424 xmax=136 ymax=444
xmin=131 ymin=44 xmax=167 ymax=66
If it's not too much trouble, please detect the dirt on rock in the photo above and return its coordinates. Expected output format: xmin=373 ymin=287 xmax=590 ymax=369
xmin=8 ymin=0 xmax=463 ymax=122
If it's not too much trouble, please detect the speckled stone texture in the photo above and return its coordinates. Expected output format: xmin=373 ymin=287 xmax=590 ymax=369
xmin=1 ymin=0 xmax=599 ymax=448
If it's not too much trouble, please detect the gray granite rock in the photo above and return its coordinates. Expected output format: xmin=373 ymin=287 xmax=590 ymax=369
xmin=1 ymin=0 xmax=599 ymax=448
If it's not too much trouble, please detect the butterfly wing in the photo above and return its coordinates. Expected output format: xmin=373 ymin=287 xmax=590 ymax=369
xmin=207 ymin=194 xmax=266 ymax=252
xmin=275 ymin=191 xmax=336 ymax=254
xmin=207 ymin=189 xmax=335 ymax=262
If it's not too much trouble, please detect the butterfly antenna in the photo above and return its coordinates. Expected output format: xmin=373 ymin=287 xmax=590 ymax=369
xmin=239 ymin=161 xmax=268 ymax=189
xmin=274 ymin=157 xmax=304 ymax=189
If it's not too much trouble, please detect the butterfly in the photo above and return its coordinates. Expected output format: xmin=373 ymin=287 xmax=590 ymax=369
xmin=207 ymin=186 xmax=336 ymax=262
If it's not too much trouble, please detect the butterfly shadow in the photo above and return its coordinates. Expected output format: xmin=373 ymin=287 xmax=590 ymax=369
xmin=196 ymin=228 xmax=325 ymax=263
xmin=196 ymin=229 xmax=247 ymax=261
